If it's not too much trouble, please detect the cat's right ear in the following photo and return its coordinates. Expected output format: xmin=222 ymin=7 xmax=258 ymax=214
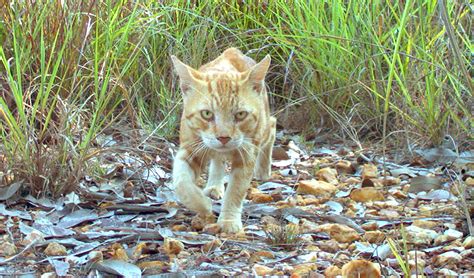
xmin=171 ymin=55 xmax=202 ymax=94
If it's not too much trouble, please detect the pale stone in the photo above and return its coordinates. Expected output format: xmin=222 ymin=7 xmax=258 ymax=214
xmin=406 ymin=225 xmax=438 ymax=245
xmin=315 ymin=167 xmax=338 ymax=184
xmin=0 ymin=241 xmax=17 ymax=256
xmin=444 ymin=229 xmax=463 ymax=240
xmin=297 ymin=180 xmax=337 ymax=196
xmin=434 ymin=251 xmax=462 ymax=266
xmin=361 ymin=164 xmax=378 ymax=179
xmin=252 ymin=264 xmax=273 ymax=276
xmin=463 ymin=236 xmax=474 ymax=249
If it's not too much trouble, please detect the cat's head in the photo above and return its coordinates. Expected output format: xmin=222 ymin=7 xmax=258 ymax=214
xmin=171 ymin=53 xmax=270 ymax=152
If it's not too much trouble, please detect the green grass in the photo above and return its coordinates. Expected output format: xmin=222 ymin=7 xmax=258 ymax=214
xmin=0 ymin=0 xmax=472 ymax=196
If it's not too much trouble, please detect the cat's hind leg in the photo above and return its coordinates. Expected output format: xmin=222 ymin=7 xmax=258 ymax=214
xmin=254 ymin=117 xmax=276 ymax=180
xmin=204 ymin=157 xmax=226 ymax=199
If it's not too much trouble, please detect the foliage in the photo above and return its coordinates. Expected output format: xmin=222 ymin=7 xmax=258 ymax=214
xmin=0 ymin=0 xmax=472 ymax=195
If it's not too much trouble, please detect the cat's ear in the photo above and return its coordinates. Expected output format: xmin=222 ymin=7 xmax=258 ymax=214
xmin=171 ymin=55 xmax=202 ymax=93
xmin=245 ymin=55 xmax=271 ymax=93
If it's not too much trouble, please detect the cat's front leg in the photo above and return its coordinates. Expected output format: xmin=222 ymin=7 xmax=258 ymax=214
xmin=217 ymin=154 xmax=255 ymax=233
xmin=173 ymin=148 xmax=213 ymax=218
xmin=204 ymin=157 xmax=226 ymax=199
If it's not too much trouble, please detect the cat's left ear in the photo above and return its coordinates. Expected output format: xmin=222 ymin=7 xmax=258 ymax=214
xmin=171 ymin=55 xmax=203 ymax=94
xmin=245 ymin=55 xmax=271 ymax=93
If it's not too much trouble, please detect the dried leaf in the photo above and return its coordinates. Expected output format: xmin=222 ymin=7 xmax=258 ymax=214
xmin=93 ymin=260 xmax=141 ymax=278
xmin=0 ymin=181 xmax=22 ymax=200
xmin=409 ymin=176 xmax=442 ymax=193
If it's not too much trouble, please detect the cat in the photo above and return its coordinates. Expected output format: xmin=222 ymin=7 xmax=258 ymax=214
xmin=171 ymin=48 xmax=276 ymax=233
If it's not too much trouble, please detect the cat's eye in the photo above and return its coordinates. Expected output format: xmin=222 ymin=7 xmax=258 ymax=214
xmin=200 ymin=110 xmax=214 ymax=121
xmin=234 ymin=111 xmax=248 ymax=121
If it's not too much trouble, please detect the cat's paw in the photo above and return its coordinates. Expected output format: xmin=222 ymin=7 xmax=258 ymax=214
xmin=217 ymin=217 xmax=243 ymax=233
xmin=204 ymin=185 xmax=224 ymax=200
xmin=254 ymin=169 xmax=271 ymax=181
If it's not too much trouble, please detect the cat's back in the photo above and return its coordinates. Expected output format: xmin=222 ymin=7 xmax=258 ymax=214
xmin=199 ymin=48 xmax=256 ymax=75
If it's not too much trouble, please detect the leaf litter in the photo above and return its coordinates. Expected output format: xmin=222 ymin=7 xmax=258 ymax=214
xmin=0 ymin=134 xmax=473 ymax=277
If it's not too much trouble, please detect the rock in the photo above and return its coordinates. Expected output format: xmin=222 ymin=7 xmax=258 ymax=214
xmin=378 ymin=176 xmax=401 ymax=186
xmin=272 ymin=146 xmax=289 ymax=160
xmin=344 ymin=177 xmax=361 ymax=184
xmin=316 ymin=224 xmax=360 ymax=243
xmin=191 ymin=214 xmax=215 ymax=231
xmin=361 ymin=222 xmax=378 ymax=231
xmin=438 ymin=268 xmax=458 ymax=277
xmin=0 ymin=241 xmax=17 ymax=256
xmin=203 ymin=223 xmax=222 ymax=235
xmin=251 ymin=193 xmax=274 ymax=203
xmin=137 ymin=261 xmax=167 ymax=273
xmin=364 ymin=231 xmax=385 ymax=244
xmin=361 ymin=164 xmax=378 ymax=179
xmin=434 ymin=235 xmax=451 ymax=245
xmin=43 ymin=242 xmax=67 ymax=256
xmin=291 ymin=263 xmax=317 ymax=276
xmin=297 ymin=180 xmax=337 ymax=196
xmin=463 ymin=236 xmax=474 ymax=249
xmin=315 ymin=167 xmax=338 ymax=184
xmin=22 ymin=230 xmax=45 ymax=245
xmin=341 ymin=259 xmax=381 ymax=278
xmin=318 ymin=239 xmax=345 ymax=253
xmin=111 ymin=243 xmax=129 ymax=261
xmin=406 ymin=225 xmax=438 ymax=245
xmin=412 ymin=219 xmax=438 ymax=229
xmin=335 ymin=160 xmax=354 ymax=174
xmin=249 ymin=250 xmax=275 ymax=264
xmin=324 ymin=265 xmax=342 ymax=277
xmin=434 ymin=251 xmax=462 ymax=266
xmin=377 ymin=209 xmax=400 ymax=219
xmin=252 ymin=264 xmax=273 ymax=276
xmin=444 ymin=229 xmax=463 ymax=240
xmin=87 ymin=251 xmax=103 ymax=263
xmin=466 ymin=177 xmax=474 ymax=186
xmin=163 ymin=238 xmax=184 ymax=256
xmin=202 ymin=238 xmax=222 ymax=253
xmin=350 ymin=187 xmax=384 ymax=202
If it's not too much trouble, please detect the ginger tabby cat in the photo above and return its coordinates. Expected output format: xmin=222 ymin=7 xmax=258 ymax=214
xmin=171 ymin=48 xmax=276 ymax=233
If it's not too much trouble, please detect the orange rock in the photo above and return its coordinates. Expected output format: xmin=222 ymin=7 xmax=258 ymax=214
xmin=335 ymin=160 xmax=354 ymax=174
xmin=341 ymin=259 xmax=381 ymax=278
xmin=350 ymin=187 xmax=384 ymax=202
xmin=297 ymin=180 xmax=337 ymax=196
xmin=253 ymin=264 xmax=273 ymax=276
xmin=324 ymin=265 xmax=342 ymax=277
xmin=202 ymin=238 xmax=222 ymax=253
xmin=363 ymin=231 xmax=385 ymax=244
xmin=361 ymin=164 xmax=378 ymax=179
xmin=291 ymin=263 xmax=317 ymax=276
xmin=315 ymin=167 xmax=338 ymax=184
xmin=316 ymin=224 xmax=360 ymax=243
xmin=162 ymin=238 xmax=184 ymax=256
xmin=43 ymin=242 xmax=67 ymax=256
xmin=202 ymin=223 xmax=222 ymax=235
xmin=137 ymin=260 xmax=167 ymax=271
xmin=251 ymin=193 xmax=274 ymax=203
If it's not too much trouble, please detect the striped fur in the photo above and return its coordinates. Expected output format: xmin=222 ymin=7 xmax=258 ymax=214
xmin=171 ymin=48 xmax=276 ymax=233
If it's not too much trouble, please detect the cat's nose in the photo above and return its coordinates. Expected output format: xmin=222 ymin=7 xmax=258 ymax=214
xmin=217 ymin=136 xmax=231 ymax=145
